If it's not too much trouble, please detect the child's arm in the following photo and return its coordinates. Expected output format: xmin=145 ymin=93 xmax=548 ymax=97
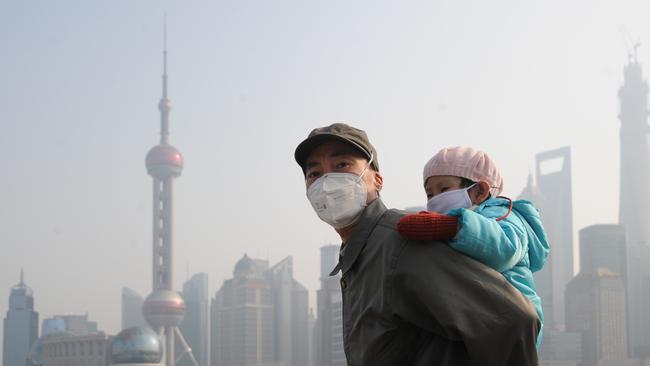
xmin=446 ymin=208 xmax=527 ymax=272
xmin=397 ymin=211 xmax=459 ymax=241
xmin=397 ymin=209 xmax=528 ymax=273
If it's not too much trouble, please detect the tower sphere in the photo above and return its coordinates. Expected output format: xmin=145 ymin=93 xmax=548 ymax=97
xmin=110 ymin=326 xmax=163 ymax=365
xmin=142 ymin=290 xmax=185 ymax=328
xmin=145 ymin=144 xmax=183 ymax=178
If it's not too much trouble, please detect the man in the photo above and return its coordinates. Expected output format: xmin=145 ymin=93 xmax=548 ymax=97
xmin=295 ymin=123 xmax=540 ymax=366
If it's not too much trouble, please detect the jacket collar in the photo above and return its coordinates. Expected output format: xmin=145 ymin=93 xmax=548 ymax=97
xmin=329 ymin=198 xmax=388 ymax=276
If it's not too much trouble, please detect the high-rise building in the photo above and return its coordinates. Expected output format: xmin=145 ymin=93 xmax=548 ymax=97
xmin=265 ymin=257 xmax=309 ymax=366
xmin=211 ymin=255 xmax=308 ymax=366
xmin=579 ymin=225 xmax=627 ymax=278
xmin=179 ymin=273 xmax=209 ymax=366
xmin=313 ymin=245 xmax=345 ymax=366
xmin=518 ymin=147 xmax=574 ymax=330
xmin=121 ymin=288 xmax=146 ymax=330
xmin=308 ymin=309 xmax=316 ymax=366
xmin=618 ymin=52 xmax=650 ymax=357
xmin=211 ymin=255 xmax=274 ymax=366
xmin=565 ymin=269 xmax=629 ymax=366
xmin=618 ymin=50 xmax=650 ymax=249
xmin=3 ymin=270 xmax=39 ymax=366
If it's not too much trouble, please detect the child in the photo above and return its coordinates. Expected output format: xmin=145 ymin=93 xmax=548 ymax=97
xmin=397 ymin=146 xmax=549 ymax=348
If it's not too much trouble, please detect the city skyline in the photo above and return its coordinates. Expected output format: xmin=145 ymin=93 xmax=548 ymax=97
xmin=3 ymin=1 xmax=650 ymax=357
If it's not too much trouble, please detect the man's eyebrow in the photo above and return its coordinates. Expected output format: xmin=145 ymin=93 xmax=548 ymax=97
xmin=305 ymin=161 xmax=320 ymax=170
xmin=305 ymin=149 xmax=361 ymax=170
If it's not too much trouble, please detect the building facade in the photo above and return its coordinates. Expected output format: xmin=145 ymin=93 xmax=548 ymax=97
xmin=579 ymin=225 xmax=627 ymax=278
xmin=41 ymin=315 xmax=98 ymax=335
xmin=211 ymin=255 xmax=308 ymax=366
xmin=212 ymin=255 xmax=274 ymax=366
xmin=179 ymin=273 xmax=209 ymax=366
xmin=41 ymin=333 xmax=110 ymax=366
xmin=565 ymin=270 xmax=629 ymax=366
xmin=535 ymin=147 xmax=574 ymax=330
xmin=3 ymin=271 xmax=39 ymax=366
xmin=313 ymin=245 xmax=345 ymax=366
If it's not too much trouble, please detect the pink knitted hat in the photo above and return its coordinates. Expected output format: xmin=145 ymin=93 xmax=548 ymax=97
xmin=423 ymin=146 xmax=504 ymax=197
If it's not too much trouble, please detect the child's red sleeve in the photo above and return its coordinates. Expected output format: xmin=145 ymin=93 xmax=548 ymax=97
xmin=397 ymin=211 xmax=460 ymax=241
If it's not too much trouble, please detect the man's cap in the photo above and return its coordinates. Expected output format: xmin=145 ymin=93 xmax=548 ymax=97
xmin=294 ymin=123 xmax=379 ymax=172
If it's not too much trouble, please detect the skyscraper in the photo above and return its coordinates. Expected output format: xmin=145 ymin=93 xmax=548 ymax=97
xmin=121 ymin=287 xmax=146 ymax=330
xmin=565 ymin=269 xmax=628 ymax=366
xmin=579 ymin=225 xmax=627 ymax=278
xmin=3 ymin=270 xmax=39 ymax=366
xmin=179 ymin=273 xmax=209 ymax=366
xmin=313 ymin=245 xmax=345 ymax=366
xmin=211 ymin=255 xmax=308 ymax=366
xmin=211 ymin=255 xmax=274 ymax=366
xmin=519 ymin=147 xmax=574 ymax=329
xmin=618 ymin=51 xmax=650 ymax=357
xmin=264 ymin=257 xmax=309 ymax=366
xmin=618 ymin=49 xmax=650 ymax=249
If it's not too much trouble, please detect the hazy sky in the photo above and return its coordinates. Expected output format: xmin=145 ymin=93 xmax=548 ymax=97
xmin=1 ymin=0 xmax=649 ymax=353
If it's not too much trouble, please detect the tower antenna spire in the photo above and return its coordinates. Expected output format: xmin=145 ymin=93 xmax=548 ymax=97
xmin=158 ymin=13 xmax=171 ymax=143
xmin=163 ymin=13 xmax=168 ymax=99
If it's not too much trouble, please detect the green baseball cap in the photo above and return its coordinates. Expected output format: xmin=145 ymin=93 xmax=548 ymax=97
xmin=294 ymin=123 xmax=379 ymax=172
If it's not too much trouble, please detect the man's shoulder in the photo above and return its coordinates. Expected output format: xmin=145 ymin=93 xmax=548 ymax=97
xmin=376 ymin=208 xmax=409 ymax=229
xmin=371 ymin=208 xmax=449 ymax=257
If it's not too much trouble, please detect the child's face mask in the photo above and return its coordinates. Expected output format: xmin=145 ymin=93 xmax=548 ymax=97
xmin=426 ymin=183 xmax=476 ymax=213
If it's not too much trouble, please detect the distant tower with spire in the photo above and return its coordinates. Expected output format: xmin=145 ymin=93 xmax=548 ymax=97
xmin=618 ymin=43 xmax=650 ymax=248
xmin=2 ymin=269 xmax=38 ymax=366
xmin=618 ymin=44 xmax=650 ymax=357
xmin=139 ymin=21 xmax=199 ymax=366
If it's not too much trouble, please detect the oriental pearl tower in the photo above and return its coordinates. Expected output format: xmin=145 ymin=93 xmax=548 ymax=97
xmin=140 ymin=26 xmax=199 ymax=366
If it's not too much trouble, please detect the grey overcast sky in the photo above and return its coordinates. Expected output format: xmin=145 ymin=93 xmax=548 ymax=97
xmin=0 ymin=0 xmax=646 ymax=351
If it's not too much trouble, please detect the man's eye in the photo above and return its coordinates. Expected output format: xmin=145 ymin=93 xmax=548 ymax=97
xmin=307 ymin=171 xmax=320 ymax=179
xmin=335 ymin=162 xmax=350 ymax=169
xmin=440 ymin=187 xmax=449 ymax=193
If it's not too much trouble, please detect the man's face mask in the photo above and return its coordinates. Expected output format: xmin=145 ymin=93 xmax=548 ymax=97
xmin=426 ymin=183 xmax=476 ymax=213
xmin=307 ymin=155 xmax=373 ymax=229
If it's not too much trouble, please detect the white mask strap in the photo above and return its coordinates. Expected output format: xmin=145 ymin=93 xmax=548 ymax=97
xmin=359 ymin=153 xmax=374 ymax=178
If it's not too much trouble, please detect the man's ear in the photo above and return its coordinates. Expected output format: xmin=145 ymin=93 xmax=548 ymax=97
xmin=470 ymin=181 xmax=491 ymax=204
xmin=373 ymin=170 xmax=384 ymax=193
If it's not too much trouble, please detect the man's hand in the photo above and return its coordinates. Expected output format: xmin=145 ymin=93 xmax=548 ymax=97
xmin=397 ymin=211 xmax=459 ymax=241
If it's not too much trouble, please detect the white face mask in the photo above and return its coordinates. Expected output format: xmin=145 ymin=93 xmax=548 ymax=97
xmin=307 ymin=156 xmax=373 ymax=229
xmin=426 ymin=183 xmax=476 ymax=213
